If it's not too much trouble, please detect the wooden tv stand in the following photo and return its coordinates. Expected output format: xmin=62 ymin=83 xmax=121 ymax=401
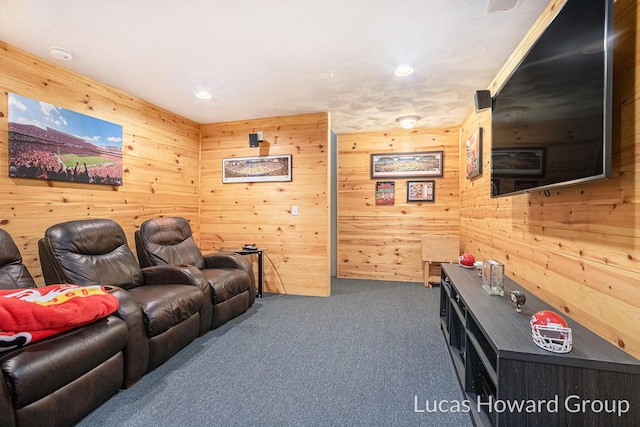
xmin=439 ymin=263 xmax=640 ymax=427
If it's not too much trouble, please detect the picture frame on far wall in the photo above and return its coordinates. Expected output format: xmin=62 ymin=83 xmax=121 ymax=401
xmin=370 ymin=151 xmax=443 ymax=179
xmin=222 ymin=154 xmax=292 ymax=183
xmin=407 ymin=180 xmax=435 ymax=202
xmin=466 ymin=127 xmax=482 ymax=179
xmin=375 ymin=181 xmax=395 ymax=205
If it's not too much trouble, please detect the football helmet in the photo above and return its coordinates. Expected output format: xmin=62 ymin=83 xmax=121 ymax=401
xmin=530 ymin=310 xmax=572 ymax=353
xmin=458 ymin=253 xmax=475 ymax=268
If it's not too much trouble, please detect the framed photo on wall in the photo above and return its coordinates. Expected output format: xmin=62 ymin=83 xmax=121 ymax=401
xmin=466 ymin=127 xmax=482 ymax=179
xmin=370 ymin=151 xmax=443 ymax=179
xmin=407 ymin=180 xmax=435 ymax=202
xmin=8 ymin=92 xmax=123 ymax=186
xmin=222 ymin=154 xmax=292 ymax=183
xmin=375 ymin=181 xmax=395 ymax=205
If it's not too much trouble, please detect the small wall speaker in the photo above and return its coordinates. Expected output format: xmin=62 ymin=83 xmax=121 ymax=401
xmin=249 ymin=133 xmax=259 ymax=147
xmin=474 ymin=90 xmax=492 ymax=112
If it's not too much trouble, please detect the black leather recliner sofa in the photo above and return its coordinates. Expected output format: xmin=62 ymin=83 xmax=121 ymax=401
xmin=0 ymin=228 xmax=129 ymax=427
xmin=38 ymin=218 xmax=212 ymax=384
xmin=135 ymin=216 xmax=255 ymax=329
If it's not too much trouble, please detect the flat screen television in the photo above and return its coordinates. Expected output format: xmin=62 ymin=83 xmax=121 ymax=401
xmin=490 ymin=0 xmax=613 ymax=198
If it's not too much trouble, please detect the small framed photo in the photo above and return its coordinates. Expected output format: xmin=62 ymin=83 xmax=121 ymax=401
xmin=407 ymin=180 xmax=435 ymax=202
xmin=466 ymin=128 xmax=482 ymax=179
xmin=375 ymin=181 xmax=396 ymax=205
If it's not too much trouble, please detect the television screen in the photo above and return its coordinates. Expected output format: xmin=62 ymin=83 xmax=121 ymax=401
xmin=490 ymin=0 xmax=613 ymax=198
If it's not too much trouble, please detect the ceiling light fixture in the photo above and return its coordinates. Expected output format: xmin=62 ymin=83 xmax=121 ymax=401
xmin=50 ymin=46 xmax=73 ymax=61
xmin=194 ymin=91 xmax=212 ymax=100
xmin=396 ymin=115 xmax=420 ymax=129
xmin=394 ymin=65 xmax=414 ymax=77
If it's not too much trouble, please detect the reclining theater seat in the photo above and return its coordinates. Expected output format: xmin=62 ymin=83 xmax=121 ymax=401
xmin=38 ymin=218 xmax=212 ymax=385
xmin=0 ymin=228 xmax=128 ymax=427
xmin=135 ymin=216 xmax=255 ymax=329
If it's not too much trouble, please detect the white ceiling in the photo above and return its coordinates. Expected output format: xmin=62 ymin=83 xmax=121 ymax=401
xmin=0 ymin=0 xmax=549 ymax=133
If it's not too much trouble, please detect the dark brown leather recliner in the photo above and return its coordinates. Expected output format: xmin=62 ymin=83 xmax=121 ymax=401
xmin=38 ymin=218 xmax=212 ymax=385
xmin=0 ymin=228 xmax=129 ymax=427
xmin=135 ymin=217 xmax=255 ymax=329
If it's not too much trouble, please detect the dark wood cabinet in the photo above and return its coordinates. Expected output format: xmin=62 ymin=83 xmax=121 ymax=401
xmin=439 ymin=263 xmax=640 ymax=427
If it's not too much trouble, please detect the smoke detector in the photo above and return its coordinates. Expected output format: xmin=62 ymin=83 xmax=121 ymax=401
xmin=50 ymin=46 xmax=73 ymax=61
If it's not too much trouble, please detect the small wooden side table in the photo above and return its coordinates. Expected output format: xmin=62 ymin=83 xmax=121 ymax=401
xmin=421 ymin=234 xmax=459 ymax=287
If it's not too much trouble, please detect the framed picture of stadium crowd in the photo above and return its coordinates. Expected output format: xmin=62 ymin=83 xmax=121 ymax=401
xmin=370 ymin=151 xmax=443 ymax=179
xmin=222 ymin=154 xmax=292 ymax=183
xmin=7 ymin=92 xmax=123 ymax=186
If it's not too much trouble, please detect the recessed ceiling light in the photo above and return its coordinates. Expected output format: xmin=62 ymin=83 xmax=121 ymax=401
xmin=394 ymin=65 xmax=414 ymax=77
xmin=195 ymin=91 xmax=212 ymax=100
xmin=50 ymin=46 xmax=73 ymax=61
xmin=318 ymin=72 xmax=334 ymax=80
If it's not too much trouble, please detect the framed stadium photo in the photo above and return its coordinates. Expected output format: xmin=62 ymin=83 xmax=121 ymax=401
xmin=222 ymin=154 xmax=292 ymax=183
xmin=8 ymin=92 xmax=123 ymax=186
xmin=370 ymin=151 xmax=443 ymax=179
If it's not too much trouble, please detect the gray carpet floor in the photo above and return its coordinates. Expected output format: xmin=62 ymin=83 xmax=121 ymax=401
xmin=77 ymin=278 xmax=473 ymax=427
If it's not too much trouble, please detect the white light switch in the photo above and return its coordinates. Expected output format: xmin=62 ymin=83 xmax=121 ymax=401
xmin=291 ymin=206 xmax=298 ymax=216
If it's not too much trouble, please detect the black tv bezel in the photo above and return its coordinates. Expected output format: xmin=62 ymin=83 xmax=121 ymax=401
xmin=489 ymin=0 xmax=614 ymax=198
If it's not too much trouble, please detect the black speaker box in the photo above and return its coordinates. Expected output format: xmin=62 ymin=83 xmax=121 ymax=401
xmin=474 ymin=90 xmax=492 ymax=111
xmin=249 ymin=133 xmax=259 ymax=147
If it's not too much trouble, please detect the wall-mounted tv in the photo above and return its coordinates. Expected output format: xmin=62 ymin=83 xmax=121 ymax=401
xmin=490 ymin=0 xmax=613 ymax=198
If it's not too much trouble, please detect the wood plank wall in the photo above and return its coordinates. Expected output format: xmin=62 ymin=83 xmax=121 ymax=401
xmin=337 ymin=129 xmax=460 ymax=282
xmin=0 ymin=42 xmax=201 ymax=284
xmin=200 ymin=114 xmax=331 ymax=296
xmin=459 ymin=0 xmax=640 ymax=359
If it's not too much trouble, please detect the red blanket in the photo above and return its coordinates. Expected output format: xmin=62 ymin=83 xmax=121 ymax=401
xmin=0 ymin=284 xmax=119 ymax=352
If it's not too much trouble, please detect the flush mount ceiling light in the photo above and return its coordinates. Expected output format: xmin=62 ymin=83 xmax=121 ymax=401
xmin=318 ymin=72 xmax=334 ymax=80
xmin=396 ymin=115 xmax=420 ymax=129
xmin=393 ymin=65 xmax=414 ymax=77
xmin=194 ymin=91 xmax=212 ymax=100
xmin=50 ymin=46 xmax=73 ymax=61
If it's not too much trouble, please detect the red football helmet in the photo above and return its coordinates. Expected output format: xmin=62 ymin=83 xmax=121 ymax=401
xmin=530 ymin=310 xmax=572 ymax=353
xmin=458 ymin=253 xmax=475 ymax=268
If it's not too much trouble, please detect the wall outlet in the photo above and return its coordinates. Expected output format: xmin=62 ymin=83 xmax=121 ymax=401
xmin=257 ymin=131 xmax=263 ymax=142
xmin=291 ymin=205 xmax=298 ymax=216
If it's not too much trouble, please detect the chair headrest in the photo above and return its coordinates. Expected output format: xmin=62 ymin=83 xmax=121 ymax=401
xmin=138 ymin=217 xmax=204 ymax=269
xmin=42 ymin=219 xmax=143 ymax=289
xmin=0 ymin=229 xmax=37 ymax=290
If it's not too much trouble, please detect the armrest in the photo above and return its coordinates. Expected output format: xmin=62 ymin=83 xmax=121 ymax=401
xmin=104 ymin=285 xmax=148 ymax=387
xmin=204 ymin=253 xmax=256 ymax=303
xmin=141 ymin=264 xmax=207 ymax=290
xmin=203 ymin=253 xmax=255 ymax=285
xmin=140 ymin=265 xmax=212 ymax=334
xmin=203 ymin=252 xmax=251 ymax=270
